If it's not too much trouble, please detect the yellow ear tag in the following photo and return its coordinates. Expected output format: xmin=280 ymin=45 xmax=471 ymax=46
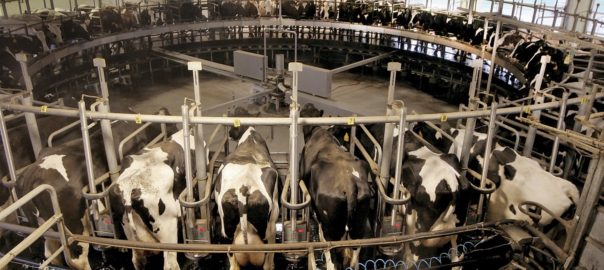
xmin=523 ymin=106 xmax=531 ymax=114
xmin=135 ymin=114 xmax=142 ymax=124
xmin=40 ymin=105 xmax=48 ymax=113
xmin=440 ymin=114 xmax=448 ymax=122
xmin=343 ymin=132 xmax=350 ymax=142
xmin=233 ymin=119 xmax=241 ymax=127
xmin=347 ymin=117 xmax=355 ymax=125
xmin=581 ymin=96 xmax=589 ymax=105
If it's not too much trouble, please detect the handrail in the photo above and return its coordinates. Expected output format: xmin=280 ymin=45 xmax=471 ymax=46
xmin=280 ymin=175 xmax=311 ymax=210
xmin=420 ymin=120 xmax=460 ymax=155
xmin=3 ymin=92 xmax=602 ymax=126
xmin=358 ymin=124 xmax=382 ymax=166
xmin=68 ymin=220 xmax=517 ymax=253
xmin=0 ymin=184 xmax=75 ymax=269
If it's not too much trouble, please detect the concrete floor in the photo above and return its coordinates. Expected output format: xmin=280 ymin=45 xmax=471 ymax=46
xmin=106 ymin=69 xmax=459 ymax=155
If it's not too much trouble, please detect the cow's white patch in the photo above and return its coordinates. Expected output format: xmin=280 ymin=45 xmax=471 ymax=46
xmin=39 ymin=155 xmax=69 ymax=182
xmin=435 ymin=131 xmax=442 ymax=140
xmin=238 ymin=127 xmax=255 ymax=145
xmin=170 ymin=129 xmax=196 ymax=151
xmin=487 ymin=148 xmax=579 ymax=226
xmin=176 ymin=166 xmax=180 ymax=174
xmin=323 ymin=210 xmax=328 ymax=216
xmin=409 ymin=147 xmax=459 ymax=202
xmin=215 ymin=162 xmax=273 ymax=238
xmin=351 ymin=168 xmax=360 ymax=178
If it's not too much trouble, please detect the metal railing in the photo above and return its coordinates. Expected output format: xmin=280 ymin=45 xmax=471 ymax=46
xmin=0 ymin=184 xmax=73 ymax=269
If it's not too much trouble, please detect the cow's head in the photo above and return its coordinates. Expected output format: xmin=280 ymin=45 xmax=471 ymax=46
xmin=228 ymin=106 xmax=259 ymax=141
xmin=300 ymin=103 xmax=323 ymax=141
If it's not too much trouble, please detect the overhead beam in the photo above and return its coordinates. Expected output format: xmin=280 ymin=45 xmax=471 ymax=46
xmin=150 ymin=47 xmax=245 ymax=81
xmin=330 ymin=51 xmax=396 ymax=74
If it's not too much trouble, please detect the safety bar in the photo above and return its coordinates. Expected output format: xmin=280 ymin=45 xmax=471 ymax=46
xmin=0 ymin=184 xmax=74 ymax=269
xmin=465 ymin=169 xmax=497 ymax=194
xmin=280 ymin=175 xmax=311 ymax=210
xmin=68 ymin=220 xmax=518 ymax=253
xmin=350 ymin=132 xmax=410 ymax=205
xmin=495 ymin=120 xmax=521 ymax=150
xmin=177 ymin=135 xmax=226 ymax=208
xmin=358 ymin=124 xmax=383 ymax=167
xmin=1 ymin=166 xmax=30 ymax=188
xmin=81 ymin=168 xmax=120 ymax=200
xmin=518 ymin=201 xmax=576 ymax=234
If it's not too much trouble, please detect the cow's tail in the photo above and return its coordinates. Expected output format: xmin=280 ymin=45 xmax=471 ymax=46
xmin=239 ymin=193 xmax=250 ymax=244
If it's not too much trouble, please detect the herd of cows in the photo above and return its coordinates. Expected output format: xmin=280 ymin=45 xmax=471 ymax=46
xmin=0 ymin=100 xmax=581 ymax=269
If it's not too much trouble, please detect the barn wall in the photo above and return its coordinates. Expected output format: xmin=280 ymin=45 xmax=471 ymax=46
xmin=564 ymin=0 xmax=594 ymax=33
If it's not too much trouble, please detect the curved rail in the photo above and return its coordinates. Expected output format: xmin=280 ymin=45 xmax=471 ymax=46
xmin=3 ymin=92 xmax=601 ymax=127
xmin=68 ymin=220 xmax=517 ymax=253
xmin=280 ymin=175 xmax=312 ymax=210
xmin=27 ymin=19 xmax=527 ymax=83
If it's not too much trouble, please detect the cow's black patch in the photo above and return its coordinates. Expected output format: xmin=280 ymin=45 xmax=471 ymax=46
xmin=503 ymin=164 xmax=517 ymax=180
xmin=69 ymin=242 xmax=83 ymax=258
xmin=158 ymin=199 xmax=166 ymax=215
xmin=131 ymin=198 xmax=155 ymax=232
xmin=494 ymin=147 xmax=517 ymax=164
xmin=131 ymin=188 xmax=142 ymax=200
xmin=509 ymin=204 xmax=517 ymax=215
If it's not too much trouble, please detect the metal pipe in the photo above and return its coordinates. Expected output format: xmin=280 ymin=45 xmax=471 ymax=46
xmin=47 ymin=120 xmax=81 ymax=147
xmin=78 ymin=100 xmax=99 ymax=223
xmin=460 ymin=59 xmax=482 ymax=176
xmin=187 ymin=62 xmax=208 ymax=207
xmin=549 ymin=92 xmax=569 ymax=172
xmin=280 ymin=175 xmax=311 ymax=210
xmin=69 ymin=220 xmax=516 ymax=253
xmin=477 ymin=102 xmax=498 ymax=222
xmin=390 ymin=101 xmax=406 ymax=226
xmin=21 ymin=95 xmax=42 ymax=159
xmin=181 ymin=104 xmax=196 ymax=235
xmin=0 ymin=184 xmax=73 ymax=269
xmin=523 ymin=55 xmax=550 ymax=157
xmin=1 ymin=0 xmax=7 ymax=19
xmin=1 ymin=92 xmax=603 ymax=127
xmin=566 ymin=154 xmax=604 ymax=267
xmin=288 ymin=62 xmax=303 ymax=234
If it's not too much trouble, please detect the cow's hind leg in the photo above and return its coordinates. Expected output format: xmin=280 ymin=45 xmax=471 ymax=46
xmin=318 ymin=224 xmax=336 ymax=270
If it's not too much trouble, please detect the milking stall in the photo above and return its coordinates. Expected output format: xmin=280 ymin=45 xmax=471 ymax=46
xmin=1 ymin=0 xmax=604 ymax=269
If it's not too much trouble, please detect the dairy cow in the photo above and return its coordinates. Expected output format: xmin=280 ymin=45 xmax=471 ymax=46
xmin=213 ymin=107 xmax=279 ymax=270
xmin=109 ymin=129 xmax=194 ymax=270
xmin=413 ymin=122 xmax=579 ymax=227
xmin=299 ymin=103 xmax=373 ymax=269
xmin=330 ymin=121 xmax=469 ymax=262
xmin=15 ymin=109 xmax=174 ymax=270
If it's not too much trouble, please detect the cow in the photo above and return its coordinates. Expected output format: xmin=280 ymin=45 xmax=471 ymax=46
xmin=413 ymin=122 xmax=580 ymax=227
xmin=486 ymin=146 xmax=579 ymax=226
xmin=15 ymin=108 xmax=175 ymax=270
xmin=329 ymin=120 xmax=469 ymax=263
xmin=213 ymin=107 xmax=279 ymax=270
xmin=299 ymin=103 xmax=373 ymax=269
xmin=109 ymin=128 xmax=194 ymax=270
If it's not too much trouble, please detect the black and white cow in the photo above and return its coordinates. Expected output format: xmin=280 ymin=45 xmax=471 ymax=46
xmin=485 ymin=146 xmax=579 ymax=226
xmin=330 ymin=120 xmax=469 ymax=262
xmin=109 ymin=129 xmax=194 ymax=270
xmin=299 ymin=103 xmax=373 ymax=269
xmin=15 ymin=110 xmax=174 ymax=270
xmin=413 ymin=122 xmax=580 ymax=227
xmin=213 ymin=107 xmax=279 ymax=270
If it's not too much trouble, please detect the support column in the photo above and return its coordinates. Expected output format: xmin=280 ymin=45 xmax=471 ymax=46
xmin=288 ymin=62 xmax=303 ymax=234
xmin=16 ymin=53 xmax=42 ymax=159
xmin=187 ymin=61 xmax=208 ymax=218
xmin=93 ymin=58 xmax=119 ymax=183
xmin=522 ymin=55 xmax=550 ymax=157
xmin=460 ymin=59 xmax=483 ymax=174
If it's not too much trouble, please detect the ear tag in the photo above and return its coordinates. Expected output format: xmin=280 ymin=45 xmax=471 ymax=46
xmin=135 ymin=114 xmax=142 ymax=124
xmin=40 ymin=105 xmax=48 ymax=113
xmin=233 ymin=119 xmax=241 ymax=127
xmin=344 ymin=132 xmax=350 ymax=142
